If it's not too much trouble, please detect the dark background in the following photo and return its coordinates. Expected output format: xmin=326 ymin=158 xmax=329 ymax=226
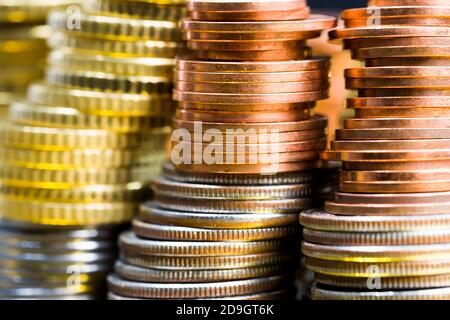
xmin=310 ymin=0 xmax=366 ymax=9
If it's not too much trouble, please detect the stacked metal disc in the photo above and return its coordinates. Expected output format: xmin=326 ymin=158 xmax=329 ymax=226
xmin=107 ymin=0 xmax=337 ymax=300
xmin=0 ymin=0 xmax=185 ymax=299
xmin=0 ymin=0 xmax=80 ymax=116
xmin=300 ymin=0 xmax=450 ymax=300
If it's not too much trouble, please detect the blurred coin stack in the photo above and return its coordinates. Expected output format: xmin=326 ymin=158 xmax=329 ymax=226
xmin=0 ymin=0 xmax=185 ymax=299
xmin=300 ymin=0 xmax=450 ymax=300
xmin=107 ymin=0 xmax=337 ymax=300
xmin=0 ymin=0 xmax=80 ymax=117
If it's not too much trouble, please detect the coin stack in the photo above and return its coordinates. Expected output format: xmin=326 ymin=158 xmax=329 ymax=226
xmin=107 ymin=0 xmax=337 ymax=300
xmin=300 ymin=0 xmax=450 ymax=300
xmin=0 ymin=0 xmax=80 ymax=117
xmin=0 ymin=0 xmax=185 ymax=299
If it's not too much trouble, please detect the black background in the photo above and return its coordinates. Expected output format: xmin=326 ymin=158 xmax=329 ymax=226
xmin=310 ymin=0 xmax=366 ymax=9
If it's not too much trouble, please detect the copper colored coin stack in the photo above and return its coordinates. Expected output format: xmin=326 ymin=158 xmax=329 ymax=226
xmin=300 ymin=0 xmax=450 ymax=300
xmin=107 ymin=0 xmax=337 ymax=300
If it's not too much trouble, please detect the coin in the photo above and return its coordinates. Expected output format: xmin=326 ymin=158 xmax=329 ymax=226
xmin=108 ymin=273 xmax=289 ymax=299
xmin=115 ymin=260 xmax=290 ymax=283
xmin=302 ymin=242 xmax=450 ymax=262
xmin=312 ymin=284 xmax=450 ymax=300
xmin=182 ymin=15 xmax=336 ymax=32
xmin=299 ymin=209 xmax=450 ymax=232
xmin=303 ymin=227 xmax=450 ymax=246
xmin=187 ymin=0 xmax=307 ymax=12
xmin=132 ymin=219 xmax=298 ymax=241
xmin=190 ymin=7 xmax=310 ymax=22
xmin=176 ymin=57 xmax=330 ymax=73
xmin=315 ymin=273 xmax=450 ymax=290
xmin=140 ymin=202 xmax=299 ymax=229
xmin=325 ymin=200 xmax=450 ymax=216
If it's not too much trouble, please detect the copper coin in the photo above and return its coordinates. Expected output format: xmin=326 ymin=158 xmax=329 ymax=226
xmin=334 ymin=191 xmax=450 ymax=205
xmin=178 ymin=102 xmax=315 ymax=112
xmin=190 ymin=7 xmax=310 ymax=22
xmin=332 ymin=139 xmax=450 ymax=151
xmin=347 ymin=97 xmax=450 ymax=108
xmin=344 ymin=118 xmax=450 ymax=129
xmin=339 ymin=181 xmax=450 ymax=193
xmin=340 ymin=170 xmax=450 ymax=182
xmin=174 ymin=69 xmax=328 ymax=83
xmin=345 ymin=67 xmax=450 ymax=79
xmin=366 ymin=57 xmax=450 ymax=67
xmin=325 ymin=200 xmax=450 ymax=216
xmin=355 ymin=108 xmax=450 ymax=118
xmin=184 ymin=130 xmax=325 ymax=143
xmin=173 ymin=90 xmax=328 ymax=104
xmin=358 ymin=88 xmax=450 ymax=97
xmin=330 ymin=26 xmax=450 ymax=41
xmin=172 ymin=114 xmax=327 ymax=132
xmin=182 ymin=15 xmax=337 ymax=32
xmin=342 ymin=160 xmax=450 ymax=171
xmin=174 ymin=139 xmax=327 ymax=153
xmin=187 ymin=40 xmax=309 ymax=51
xmin=173 ymin=151 xmax=320 ymax=164
xmin=368 ymin=0 xmax=449 ymax=6
xmin=335 ymin=128 xmax=450 ymax=140
xmin=323 ymin=150 xmax=450 ymax=162
xmin=193 ymin=48 xmax=311 ymax=61
xmin=176 ymin=58 xmax=330 ymax=73
xmin=342 ymin=7 xmax=450 ymax=19
xmin=353 ymin=46 xmax=450 ymax=60
xmin=175 ymin=80 xmax=328 ymax=94
xmin=174 ymin=109 xmax=311 ymax=123
xmin=345 ymin=17 xmax=450 ymax=28
xmin=187 ymin=0 xmax=307 ymax=12
xmin=344 ymin=37 xmax=450 ymax=50
xmin=174 ymin=160 xmax=322 ymax=174
xmin=184 ymin=31 xmax=319 ymax=41
xmin=347 ymin=78 xmax=450 ymax=90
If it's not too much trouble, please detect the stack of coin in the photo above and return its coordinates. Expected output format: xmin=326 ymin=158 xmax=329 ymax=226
xmin=0 ymin=0 xmax=80 ymax=116
xmin=300 ymin=0 xmax=450 ymax=300
xmin=0 ymin=0 xmax=185 ymax=299
xmin=0 ymin=219 xmax=119 ymax=300
xmin=107 ymin=0 xmax=337 ymax=300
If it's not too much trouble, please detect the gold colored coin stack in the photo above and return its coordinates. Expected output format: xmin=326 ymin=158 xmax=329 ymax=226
xmin=0 ymin=0 xmax=185 ymax=299
xmin=300 ymin=0 xmax=450 ymax=300
xmin=0 ymin=0 xmax=80 ymax=116
xmin=107 ymin=0 xmax=337 ymax=300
